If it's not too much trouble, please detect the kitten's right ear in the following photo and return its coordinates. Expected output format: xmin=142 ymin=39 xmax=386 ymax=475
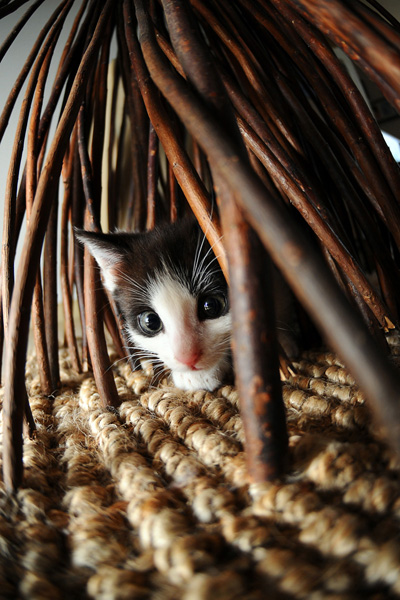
xmin=74 ymin=228 xmax=126 ymax=293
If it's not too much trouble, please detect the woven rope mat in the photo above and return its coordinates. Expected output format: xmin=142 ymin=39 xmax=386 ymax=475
xmin=1 ymin=339 xmax=400 ymax=600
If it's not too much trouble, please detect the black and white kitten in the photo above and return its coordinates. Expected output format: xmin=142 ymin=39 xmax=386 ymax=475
xmin=76 ymin=219 xmax=232 ymax=391
xmin=77 ymin=218 xmax=296 ymax=392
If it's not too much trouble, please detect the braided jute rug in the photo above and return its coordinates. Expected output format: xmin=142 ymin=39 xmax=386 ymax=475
xmin=1 ymin=338 xmax=400 ymax=600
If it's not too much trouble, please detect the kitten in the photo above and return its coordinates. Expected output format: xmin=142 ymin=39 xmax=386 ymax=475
xmin=76 ymin=218 xmax=296 ymax=392
xmin=76 ymin=219 xmax=232 ymax=391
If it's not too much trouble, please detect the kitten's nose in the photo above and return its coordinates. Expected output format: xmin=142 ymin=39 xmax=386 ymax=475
xmin=175 ymin=349 xmax=202 ymax=370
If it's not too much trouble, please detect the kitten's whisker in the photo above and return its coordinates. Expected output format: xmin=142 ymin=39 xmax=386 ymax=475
xmin=116 ymin=270 xmax=151 ymax=301
xmin=106 ymin=355 xmax=130 ymax=372
xmin=192 ymin=219 xmax=215 ymax=284
xmin=196 ymin=264 xmax=224 ymax=291
xmin=122 ymin=345 xmax=137 ymax=353
xmin=191 ymin=230 xmax=224 ymax=290
xmin=192 ymin=245 xmax=224 ymax=292
xmin=116 ymin=269 xmax=147 ymax=291
xmin=148 ymin=364 xmax=170 ymax=390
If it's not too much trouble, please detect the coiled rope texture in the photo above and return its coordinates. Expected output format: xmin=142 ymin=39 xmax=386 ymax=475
xmin=1 ymin=339 xmax=400 ymax=599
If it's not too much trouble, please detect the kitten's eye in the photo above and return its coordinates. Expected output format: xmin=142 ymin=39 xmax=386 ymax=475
xmin=198 ymin=294 xmax=227 ymax=320
xmin=138 ymin=311 xmax=163 ymax=335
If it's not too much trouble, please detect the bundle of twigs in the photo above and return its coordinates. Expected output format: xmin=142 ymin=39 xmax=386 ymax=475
xmin=1 ymin=0 xmax=400 ymax=491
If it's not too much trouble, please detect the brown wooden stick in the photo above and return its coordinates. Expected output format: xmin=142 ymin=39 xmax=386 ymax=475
xmin=191 ymin=0 xmax=301 ymax=155
xmin=122 ymin=1 xmax=228 ymax=279
xmin=77 ymin=105 xmax=120 ymax=409
xmin=0 ymin=0 xmax=71 ymax=143
xmin=117 ymin=6 xmax=149 ymax=231
xmin=1 ymin=0 xmax=77 ymax=355
xmin=146 ymin=122 xmax=158 ymax=230
xmin=0 ymin=0 xmax=46 ymax=63
xmin=288 ymin=0 xmax=400 ymax=108
xmin=265 ymin=0 xmax=400 ymax=230
xmin=363 ymin=0 xmax=400 ymax=34
xmin=158 ymin=0 xmax=288 ymax=480
xmin=60 ymin=130 xmax=82 ymax=374
xmin=33 ymin=34 xmax=63 ymax=394
xmin=236 ymin=113 xmax=394 ymax=331
xmin=107 ymin=59 xmax=120 ymax=232
xmin=43 ymin=193 xmax=61 ymax=391
xmin=8 ymin=12 xmax=64 ymax=396
xmin=221 ymin=188 xmax=288 ymax=480
xmin=2 ymin=0 xmax=114 ymax=492
xmin=71 ymin=148 xmax=89 ymax=369
xmin=229 ymin=0 xmax=400 ymax=248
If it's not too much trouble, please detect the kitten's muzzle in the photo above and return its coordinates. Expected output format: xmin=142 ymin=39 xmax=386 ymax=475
xmin=174 ymin=349 xmax=202 ymax=370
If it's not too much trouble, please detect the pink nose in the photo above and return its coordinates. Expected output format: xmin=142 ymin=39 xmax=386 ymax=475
xmin=175 ymin=350 xmax=202 ymax=369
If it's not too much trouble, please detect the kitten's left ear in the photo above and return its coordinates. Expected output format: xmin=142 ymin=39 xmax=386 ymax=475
xmin=74 ymin=228 xmax=126 ymax=293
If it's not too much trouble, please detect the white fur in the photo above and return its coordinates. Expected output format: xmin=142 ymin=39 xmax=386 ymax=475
xmin=127 ymin=273 xmax=231 ymax=391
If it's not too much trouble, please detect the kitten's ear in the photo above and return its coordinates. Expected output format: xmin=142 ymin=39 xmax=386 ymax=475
xmin=74 ymin=228 xmax=127 ymax=293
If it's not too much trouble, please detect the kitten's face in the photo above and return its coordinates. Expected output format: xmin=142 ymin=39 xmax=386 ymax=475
xmin=77 ymin=220 xmax=231 ymax=391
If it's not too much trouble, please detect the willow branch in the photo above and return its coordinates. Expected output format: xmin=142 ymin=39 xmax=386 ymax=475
xmin=122 ymin=1 xmax=228 ymax=278
xmin=134 ymin=0 xmax=400 ymax=459
xmin=2 ymin=0 xmax=114 ymax=492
